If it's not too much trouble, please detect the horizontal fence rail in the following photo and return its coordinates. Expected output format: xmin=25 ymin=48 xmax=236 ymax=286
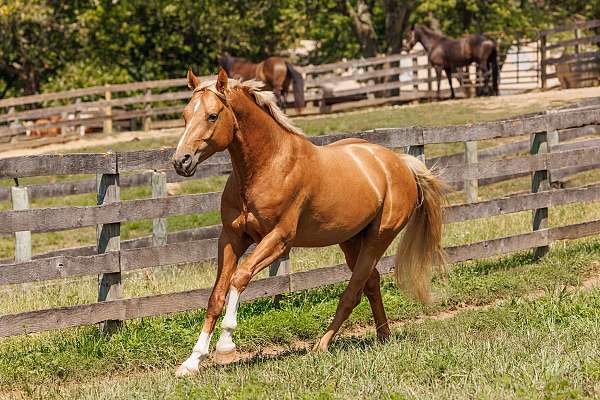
xmin=1 ymin=104 xmax=600 ymax=337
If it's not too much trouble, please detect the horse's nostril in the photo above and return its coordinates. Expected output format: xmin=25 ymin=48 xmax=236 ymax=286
xmin=181 ymin=154 xmax=192 ymax=167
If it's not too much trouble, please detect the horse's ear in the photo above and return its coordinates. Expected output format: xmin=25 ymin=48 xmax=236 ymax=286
xmin=216 ymin=67 xmax=228 ymax=93
xmin=187 ymin=67 xmax=200 ymax=90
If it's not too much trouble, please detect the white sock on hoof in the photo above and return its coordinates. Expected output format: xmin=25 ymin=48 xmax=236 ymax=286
xmin=216 ymin=288 xmax=240 ymax=353
xmin=176 ymin=331 xmax=212 ymax=376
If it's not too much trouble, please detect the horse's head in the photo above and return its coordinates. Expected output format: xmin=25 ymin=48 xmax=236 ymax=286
xmin=402 ymin=25 xmax=418 ymax=53
xmin=172 ymin=67 xmax=237 ymax=177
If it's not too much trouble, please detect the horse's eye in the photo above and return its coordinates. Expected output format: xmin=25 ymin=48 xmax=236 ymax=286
xmin=207 ymin=113 xmax=218 ymax=122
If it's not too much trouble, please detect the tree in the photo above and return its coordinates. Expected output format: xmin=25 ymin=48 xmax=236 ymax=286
xmin=383 ymin=0 xmax=415 ymax=54
xmin=0 ymin=1 xmax=80 ymax=96
xmin=346 ymin=0 xmax=379 ymax=57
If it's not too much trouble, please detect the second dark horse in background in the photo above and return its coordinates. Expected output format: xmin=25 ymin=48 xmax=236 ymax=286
xmin=403 ymin=24 xmax=499 ymax=99
xmin=219 ymin=54 xmax=305 ymax=112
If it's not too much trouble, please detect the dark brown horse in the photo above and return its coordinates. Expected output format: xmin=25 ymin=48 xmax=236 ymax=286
xmin=218 ymin=53 xmax=305 ymax=111
xmin=403 ymin=24 xmax=499 ymax=99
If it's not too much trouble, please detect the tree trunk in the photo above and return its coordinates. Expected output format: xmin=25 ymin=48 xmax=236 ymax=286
xmin=346 ymin=0 xmax=378 ymax=58
xmin=384 ymin=0 xmax=415 ymax=54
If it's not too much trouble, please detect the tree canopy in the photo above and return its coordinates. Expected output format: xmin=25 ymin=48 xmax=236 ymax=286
xmin=0 ymin=0 xmax=597 ymax=97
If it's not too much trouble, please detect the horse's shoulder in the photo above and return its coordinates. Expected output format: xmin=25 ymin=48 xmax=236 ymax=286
xmin=327 ymin=138 xmax=369 ymax=147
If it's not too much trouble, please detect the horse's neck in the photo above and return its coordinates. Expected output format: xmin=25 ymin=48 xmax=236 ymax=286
xmin=417 ymin=28 xmax=442 ymax=52
xmin=227 ymin=92 xmax=291 ymax=187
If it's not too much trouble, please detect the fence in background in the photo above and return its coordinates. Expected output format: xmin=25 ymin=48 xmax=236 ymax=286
xmin=540 ymin=19 xmax=600 ymax=89
xmin=1 ymin=105 xmax=600 ymax=337
xmin=0 ymin=36 xmax=547 ymax=151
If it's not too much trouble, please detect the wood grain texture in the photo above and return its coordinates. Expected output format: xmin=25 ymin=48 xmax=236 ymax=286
xmin=0 ymin=191 xmax=222 ymax=234
xmin=0 ymin=153 xmax=117 ymax=178
xmin=0 ymin=252 xmax=119 ymax=285
xmin=120 ymin=238 xmax=219 ymax=271
xmin=96 ymin=172 xmax=122 ymax=333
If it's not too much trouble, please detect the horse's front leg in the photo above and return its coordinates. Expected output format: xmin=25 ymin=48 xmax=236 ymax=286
xmin=175 ymin=228 xmax=250 ymax=376
xmin=214 ymin=226 xmax=294 ymax=361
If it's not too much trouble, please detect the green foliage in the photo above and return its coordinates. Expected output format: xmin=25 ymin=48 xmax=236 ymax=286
xmin=41 ymin=60 xmax=132 ymax=93
xmin=1 ymin=0 xmax=599 ymax=97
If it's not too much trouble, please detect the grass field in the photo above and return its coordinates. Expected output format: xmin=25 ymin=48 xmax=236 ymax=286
xmin=1 ymin=90 xmax=600 ymax=399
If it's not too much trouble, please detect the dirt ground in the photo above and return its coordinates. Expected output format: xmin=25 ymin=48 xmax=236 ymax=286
xmin=1 ymin=86 xmax=598 ymax=159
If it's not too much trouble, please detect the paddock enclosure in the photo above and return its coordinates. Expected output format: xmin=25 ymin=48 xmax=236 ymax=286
xmin=1 ymin=102 xmax=600 ymax=337
xmin=1 ymin=19 xmax=598 ymax=152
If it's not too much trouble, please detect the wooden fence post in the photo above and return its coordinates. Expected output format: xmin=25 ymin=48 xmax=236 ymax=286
xmin=540 ymin=35 xmax=547 ymax=90
xmin=103 ymin=85 xmax=113 ymax=135
xmin=574 ymin=28 xmax=581 ymax=54
xmin=269 ymin=255 xmax=291 ymax=304
xmin=412 ymin=56 xmax=419 ymax=93
xmin=60 ymin=111 xmax=68 ymax=136
xmin=530 ymin=128 xmax=550 ymax=259
xmin=151 ymin=170 xmax=167 ymax=247
xmin=97 ymin=166 xmax=122 ymax=333
xmin=75 ymin=98 xmax=86 ymax=136
xmin=143 ymin=89 xmax=152 ymax=132
xmin=407 ymin=144 xmax=425 ymax=162
xmin=11 ymin=185 xmax=32 ymax=263
xmin=464 ymin=141 xmax=478 ymax=203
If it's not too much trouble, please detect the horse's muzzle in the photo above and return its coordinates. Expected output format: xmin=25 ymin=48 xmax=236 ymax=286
xmin=172 ymin=153 xmax=197 ymax=177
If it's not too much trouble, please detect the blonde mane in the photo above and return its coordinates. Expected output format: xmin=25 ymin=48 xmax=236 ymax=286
xmin=196 ymin=78 xmax=304 ymax=136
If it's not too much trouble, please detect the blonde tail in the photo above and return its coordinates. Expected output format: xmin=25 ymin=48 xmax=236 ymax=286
xmin=395 ymin=154 xmax=447 ymax=304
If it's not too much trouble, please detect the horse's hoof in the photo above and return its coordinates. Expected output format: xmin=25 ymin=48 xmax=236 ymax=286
xmin=313 ymin=339 xmax=329 ymax=353
xmin=175 ymin=363 xmax=198 ymax=377
xmin=377 ymin=329 xmax=391 ymax=344
xmin=213 ymin=349 xmax=239 ymax=365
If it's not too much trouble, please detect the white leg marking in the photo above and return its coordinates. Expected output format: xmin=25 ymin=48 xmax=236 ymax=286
xmin=176 ymin=330 xmax=212 ymax=377
xmin=216 ymin=288 xmax=240 ymax=353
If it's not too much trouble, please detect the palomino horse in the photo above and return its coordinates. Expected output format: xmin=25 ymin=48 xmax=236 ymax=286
xmin=172 ymin=67 xmax=446 ymax=376
xmin=403 ymin=24 xmax=499 ymax=99
xmin=218 ymin=53 xmax=305 ymax=111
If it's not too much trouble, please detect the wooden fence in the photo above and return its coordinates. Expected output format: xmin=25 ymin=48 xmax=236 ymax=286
xmin=540 ymin=19 xmax=600 ymax=89
xmin=1 ymin=105 xmax=600 ymax=337
xmin=0 ymin=38 xmax=543 ymax=150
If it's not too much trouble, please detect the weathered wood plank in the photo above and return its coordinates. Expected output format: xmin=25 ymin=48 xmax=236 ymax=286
xmin=446 ymin=183 xmax=600 ymax=223
xmin=0 ymin=192 xmax=222 ymax=234
xmin=531 ymin=130 xmax=550 ymax=258
xmin=11 ymin=186 xmax=31 ymax=262
xmin=446 ymin=230 xmax=550 ymax=263
xmin=0 ymin=162 xmax=232 ymax=202
xmin=96 ymin=172 xmax=122 ymax=333
xmin=151 ymin=171 xmax=167 ymax=247
xmin=120 ymin=238 xmax=219 ymax=271
xmin=0 ymin=153 xmax=117 ymax=178
xmin=0 ymin=252 xmax=119 ymax=286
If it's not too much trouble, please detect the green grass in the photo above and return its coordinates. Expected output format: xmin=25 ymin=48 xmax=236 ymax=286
xmin=1 ymin=238 xmax=599 ymax=395
xmin=58 ymin=289 xmax=599 ymax=400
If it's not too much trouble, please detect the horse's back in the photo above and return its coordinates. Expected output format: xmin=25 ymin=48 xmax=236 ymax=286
xmin=262 ymin=57 xmax=288 ymax=86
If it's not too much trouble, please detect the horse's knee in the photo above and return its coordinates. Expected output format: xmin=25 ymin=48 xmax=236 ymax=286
xmin=230 ymin=269 xmax=252 ymax=291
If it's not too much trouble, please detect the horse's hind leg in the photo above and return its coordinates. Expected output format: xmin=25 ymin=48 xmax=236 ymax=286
xmin=444 ymin=67 xmax=455 ymax=99
xmin=435 ymin=66 xmax=443 ymax=100
xmin=340 ymin=238 xmax=390 ymax=343
xmin=317 ymin=232 xmax=393 ymax=351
